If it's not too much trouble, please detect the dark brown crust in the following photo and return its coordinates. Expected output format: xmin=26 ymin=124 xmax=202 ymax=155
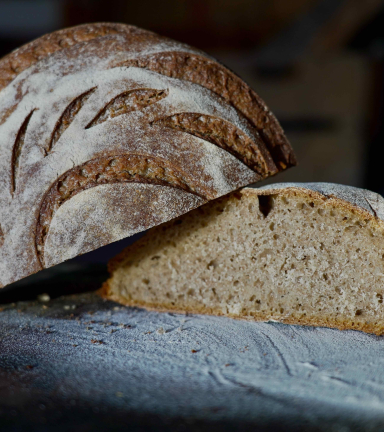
xmin=86 ymin=88 xmax=169 ymax=129
xmin=35 ymin=154 xmax=210 ymax=267
xmin=101 ymin=281 xmax=384 ymax=336
xmin=116 ymin=52 xmax=296 ymax=170
xmin=0 ymin=23 xmax=138 ymax=92
xmin=11 ymin=109 xmax=35 ymax=194
xmin=154 ymin=113 xmax=277 ymax=176
xmin=47 ymin=87 xmax=97 ymax=154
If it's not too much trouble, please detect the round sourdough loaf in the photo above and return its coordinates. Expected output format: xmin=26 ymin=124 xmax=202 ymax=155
xmin=0 ymin=23 xmax=295 ymax=287
xmin=104 ymin=183 xmax=384 ymax=335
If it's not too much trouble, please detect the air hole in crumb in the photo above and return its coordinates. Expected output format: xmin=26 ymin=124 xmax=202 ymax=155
xmin=269 ymin=222 xmax=275 ymax=231
xmin=376 ymin=293 xmax=383 ymax=303
xmin=355 ymin=309 xmax=363 ymax=316
xmin=207 ymin=260 xmax=218 ymax=269
xmin=234 ymin=280 xmax=239 ymax=286
xmin=273 ymin=234 xmax=279 ymax=240
xmin=309 ymin=202 xmax=314 ymax=208
xmin=318 ymin=208 xmax=324 ymax=216
xmin=233 ymin=192 xmax=242 ymax=200
xmin=280 ymin=308 xmax=284 ymax=313
xmin=258 ymin=195 xmax=274 ymax=218
xmin=249 ymin=295 xmax=255 ymax=301
xmin=187 ymin=289 xmax=195 ymax=296
xmin=142 ymin=279 xmax=150 ymax=285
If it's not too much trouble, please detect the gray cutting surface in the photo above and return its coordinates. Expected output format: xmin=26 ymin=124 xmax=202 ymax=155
xmin=1 ymin=292 xmax=384 ymax=431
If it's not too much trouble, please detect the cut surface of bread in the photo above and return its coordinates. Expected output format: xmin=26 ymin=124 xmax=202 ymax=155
xmin=0 ymin=23 xmax=295 ymax=287
xmin=104 ymin=183 xmax=384 ymax=335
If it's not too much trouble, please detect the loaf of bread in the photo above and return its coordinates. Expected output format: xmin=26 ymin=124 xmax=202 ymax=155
xmin=0 ymin=23 xmax=295 ymax=287
xmin=104 ymin=183 xmax=384 ymax=335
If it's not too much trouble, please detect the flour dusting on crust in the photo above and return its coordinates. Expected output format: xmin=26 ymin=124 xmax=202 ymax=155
xmin=0 ymin=23 xmax=294 ymax=287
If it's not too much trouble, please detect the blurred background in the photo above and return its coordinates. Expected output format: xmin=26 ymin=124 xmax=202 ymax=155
xmin=1 ymin=0 xmax=384 ymax=291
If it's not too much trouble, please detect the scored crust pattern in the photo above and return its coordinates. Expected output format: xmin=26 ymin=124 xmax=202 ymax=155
xmin=35 ymin=154 xmax=208 ymax=266
xmin=153 ymin=113 xmax=273 ymax=175
xmin=86 ymin=88 xmax=168 ymax=129
xmin=11 ymin=109 xmax=35 ymax=194
xmin=10 ymin=81 xmax=274 ymax=269
xmin=47 ymin=87 xmax=97 ymax=155
xmin=116 ymin=52 xmax=296 ymax=170
xmin=0 ymin=23 xmax=296 ymax=286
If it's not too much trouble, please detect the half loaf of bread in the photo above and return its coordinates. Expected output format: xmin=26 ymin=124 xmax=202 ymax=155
xmin=0 ymin=23 xmax=295 ymax=287
xmin=104 ymin=183 xmax=384 ymax=335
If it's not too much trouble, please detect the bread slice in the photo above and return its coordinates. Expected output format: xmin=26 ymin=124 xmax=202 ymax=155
xmin=0 ymin=23 xmax=295 ymax=287
xmin=103 ymin=183 xmax=384 ymax=335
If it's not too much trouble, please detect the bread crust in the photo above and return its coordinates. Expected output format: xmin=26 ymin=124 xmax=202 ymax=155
xmin=0 ymin=24 xmax=295 ymax=287
xmin=0 ymin=23 xmax=138 ymax=91
xmin=0 ymin=23 xmax=295 ymax=171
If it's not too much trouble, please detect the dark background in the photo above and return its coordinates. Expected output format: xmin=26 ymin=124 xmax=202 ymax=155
xmin=1 ymin=0 xmax=384 ymax=268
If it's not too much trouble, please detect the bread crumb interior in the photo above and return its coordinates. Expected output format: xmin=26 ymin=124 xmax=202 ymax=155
xmin=107 ymin=189 xmax=384 ymax=334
